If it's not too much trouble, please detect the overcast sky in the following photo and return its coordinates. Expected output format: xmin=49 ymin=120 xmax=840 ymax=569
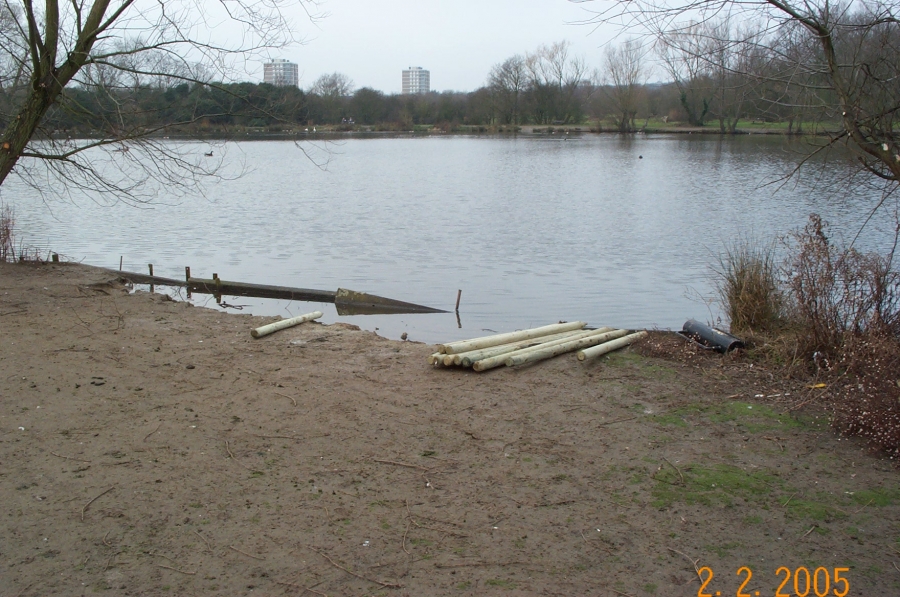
xmin=266 ymin=0 xmax=617 ymax=93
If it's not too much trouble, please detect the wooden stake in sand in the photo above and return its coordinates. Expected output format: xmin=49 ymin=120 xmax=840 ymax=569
xmin=251 ymin=311 xmax=323 ymax=338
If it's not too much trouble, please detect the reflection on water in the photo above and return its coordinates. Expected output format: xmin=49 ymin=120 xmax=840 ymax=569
xmin=8 ymin=135 xmax=898 ymax=344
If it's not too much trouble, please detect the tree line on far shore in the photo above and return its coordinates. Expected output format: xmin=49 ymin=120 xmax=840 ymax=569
xmin=1 ymin=36 xmax=842 ymax=138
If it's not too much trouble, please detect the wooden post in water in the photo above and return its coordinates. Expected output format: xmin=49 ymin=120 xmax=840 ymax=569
xmin=119 ymin=256 xmax=123 ymax=271
xmin=455 ymin=289 xmax=462 ymax=311
xmin=213 ymin=273 xmax=221 ymax=304
xmin=185 ymin=267 xmax=191 ymax=298
xmin=148 ymin=264 xmax=154 ymax=293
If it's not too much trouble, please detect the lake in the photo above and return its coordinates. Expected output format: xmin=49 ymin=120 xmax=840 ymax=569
xmin=5 ymin=134 xmax=897 ymax=344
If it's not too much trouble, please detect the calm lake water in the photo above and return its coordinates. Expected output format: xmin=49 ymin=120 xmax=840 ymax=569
xmin=5 ymin=134 xmax=898 ymax=344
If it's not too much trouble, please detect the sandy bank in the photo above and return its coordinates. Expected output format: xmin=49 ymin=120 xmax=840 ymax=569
xmin=1 ymin=262 xmax=897 ymax=596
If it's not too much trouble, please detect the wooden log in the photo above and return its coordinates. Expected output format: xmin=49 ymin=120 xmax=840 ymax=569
xmin=504 ymin=329 xmax=630 ymax=368
xmin=440 ymin=321 xmax=586 ymax=355
xmin=472 ymin=328 xmax=618 ymax=372
xmin=577 ymin=331 xmax=648 ymax=361
xmin=251 ymin=311 xmax=323 ymax=338
xmin=458 ymin=328 xmax=607 ymax=368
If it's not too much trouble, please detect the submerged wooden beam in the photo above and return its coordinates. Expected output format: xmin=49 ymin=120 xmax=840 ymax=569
xmin=111 ymin=269 xmax=187 ymax=287
xmin=109 ymin=269 xmax=445 ymax=314
xmin=188 ymin=278 xmax=336 ymax=302
xmin=334 ymin=288 xmax=447 ymax=315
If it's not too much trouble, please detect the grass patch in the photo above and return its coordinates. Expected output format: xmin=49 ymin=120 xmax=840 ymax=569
xmin=785 ymin=499 xmax=849 ymax=522
xmin=851 ymin=487 xmax=900 ymax=507
xmin=709 ymin=402 xmax=805 ymax=432
xmin=652 ymin=463 xmax=781 ymax=508
xmin=651 ymin=401 xmax=804 ymax=433
xmin=485 ymin=578 xmax=516 ymax=589
xmin=703 ymin=542 xmax=742 ymax=558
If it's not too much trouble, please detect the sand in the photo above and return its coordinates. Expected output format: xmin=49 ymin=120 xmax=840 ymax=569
xmin=1 ymin=261 xmax=898 ymax=596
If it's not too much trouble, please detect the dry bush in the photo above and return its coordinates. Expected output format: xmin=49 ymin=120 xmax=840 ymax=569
xmin=1 ymin=204 xmax=15 ymax=263
xmin=716 ymin=214 xmax=900 ymax=454
xmin=714 ymin=238 xmax=785 ymax=335
xmin=829 ymin=335 xmax=900 ymax=457
xmin=787 ymin=214 xmax=900 ymax=358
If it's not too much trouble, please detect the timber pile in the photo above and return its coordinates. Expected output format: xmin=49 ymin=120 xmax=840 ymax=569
xmin=430 ymin=322 xmax=647 ymax=372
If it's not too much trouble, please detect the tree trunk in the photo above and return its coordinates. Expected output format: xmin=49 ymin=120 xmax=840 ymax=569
xmin=0 ymin=76 xmax=62 ymax=186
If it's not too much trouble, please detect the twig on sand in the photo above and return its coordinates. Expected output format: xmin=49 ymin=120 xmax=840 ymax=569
xmin=158 ymin=564 xmax=197 ymax=575
xmin=275 ymin=580 xmax=327 ymax=596
xmin=667 ymin=547 xmax=701 ymax=580
xmin=194 ymin=530 xmax=212 ymax=552
xmin=275 ymin=391 xmax=298 ymax=407
xmin=854 ymin=498 xmax=874 ymax=513
xmin=597 ymin=416 xmax=637 ymax=427
xmin=143 ymin=423 xmax=161 ymax=442
xmin=403 ymin=500 xmax=412 ymax=555
xmin=661 ymin=456 xmax=684 ymax=485
xmin=434 ymin=561 xmax=523 ymax=569
xmin=610 ymin=589 xmax=637 ymax=597
xmin=104 ymin=552 xmax=122 ymax=572
xmin=801 ymin=525 xmax=817 ymax=539
xmin=310 ymin=547 xmax=403 ymax=589
xmin=224 ymin=440 xmax=256 ymax=472
xmin=50 ymin=451 xmax=91 ymax=463
xmin=230 ymin=545 xmax=265 ymax=560
xmin=373 ymin=458 xmax=429 ymax=471
xmin=402 ymin=520 xmax=411 ymax=555
xmin=81 ymin=486 xmax=115 ymax=521
xmin=782 ymin=492 xmax=797 ymax=508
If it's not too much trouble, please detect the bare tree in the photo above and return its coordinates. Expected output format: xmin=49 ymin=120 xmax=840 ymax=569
xmin=526 ymin=41 xmax=588 ymax=124
xmin=488 ymin=55 xmax=526 ymax=125
xmin=603 ymin=38 xmax=645 ymax=132
xmin=0 ymin=0 xmax=320 ymax=203
xmin=310 ymin=72 xmax=354 ymax=98
xmin=573 ymin=0 xmax=900 ymax=189
xmin=308 ymin=72 xmax=353 ymax=124
xmin=656 ymin=22 xmax=714 ymax=126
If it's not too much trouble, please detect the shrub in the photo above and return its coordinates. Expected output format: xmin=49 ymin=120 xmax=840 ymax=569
xmin=716 ymin=214 xmax=900 ymax=455
xmin=714 ymin=238 xmax=784 ymax=335
xmin=787 ymin=214 xmax=900 ymax=358
xmin=1 ymin=203 xmax=14 ymax=263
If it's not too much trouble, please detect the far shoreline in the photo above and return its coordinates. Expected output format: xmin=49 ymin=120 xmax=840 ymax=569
xmin=41 ymin=123 xmax=833 ymax=143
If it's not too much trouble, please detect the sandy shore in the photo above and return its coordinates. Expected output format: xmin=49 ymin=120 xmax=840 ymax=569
xmin=2 ymin=261 xmax=898 ymax=596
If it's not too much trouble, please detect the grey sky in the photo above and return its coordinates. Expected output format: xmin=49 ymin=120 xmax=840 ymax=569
xmin=268 ymin=0 xmax=616 ymax=93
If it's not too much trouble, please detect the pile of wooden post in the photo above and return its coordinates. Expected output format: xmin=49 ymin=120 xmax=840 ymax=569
xmin=430 ymin=322 xmax=647 ymax=371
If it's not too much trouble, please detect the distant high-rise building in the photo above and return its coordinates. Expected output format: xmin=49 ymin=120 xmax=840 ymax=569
xmin=263 ymin=59 xmax=299 ymax=87
xmin=402 ymin=67 xmax=430 ymax=94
